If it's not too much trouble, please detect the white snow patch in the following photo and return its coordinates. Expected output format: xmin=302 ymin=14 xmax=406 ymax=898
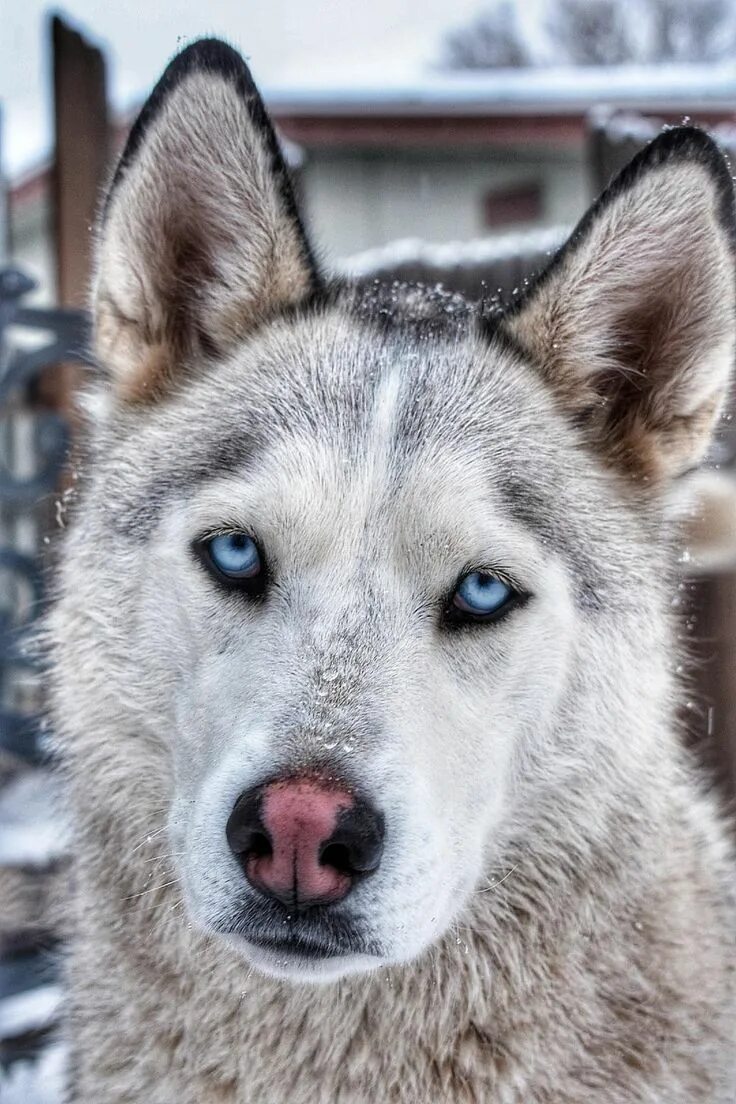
xmin=0 ymin=1042 xmax=66 ymax=1104
xmin=340 ymin=225 xmax=568 ymax=278
xmin=0 ymin=772 xmax=69 ymax=867
xmin=0 ymin=985 xmax=63 ymax=1039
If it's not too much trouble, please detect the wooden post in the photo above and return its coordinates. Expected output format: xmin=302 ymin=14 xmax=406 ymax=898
xmin=49 ymin=14 xmax=109 ymax=414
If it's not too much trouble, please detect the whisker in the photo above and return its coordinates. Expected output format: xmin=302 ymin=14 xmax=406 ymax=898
xmin=130 ymin=825 xmax=168 ymax=854
xmin=477 ymin=863 xmax=519 ymax=893
xmin=123 ymin=878 xmax=179 ymax=901
xmin=141 ymin=852 xmax=186 ymax=864
xmin=140 ymin=896 xmax=186 ymax=914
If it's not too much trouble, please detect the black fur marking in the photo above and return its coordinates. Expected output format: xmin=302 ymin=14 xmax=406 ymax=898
xmin=500 ymin=475 xmax=605 ymax=612
xmin=104 ymin=427 xmax=266 ymax=538
xmin=104 ymin=37 xmax=320 ymax=293
xmin=496 ymin=125 xmax=736 ymax=333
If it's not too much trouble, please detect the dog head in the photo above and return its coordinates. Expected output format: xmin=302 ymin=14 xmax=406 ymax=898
xmin=60 ymin=41 xmax=735 ymax=982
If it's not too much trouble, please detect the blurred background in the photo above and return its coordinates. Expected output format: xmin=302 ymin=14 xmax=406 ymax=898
xmin=6 ymin=0 xmax=736 ymax=298
xmin=2 ymin=2 xmax=736 ymax=1098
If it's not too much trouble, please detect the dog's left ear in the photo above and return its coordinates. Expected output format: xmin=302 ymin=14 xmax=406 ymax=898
xmin=502 ymin=128 xmax=736 ymax=483
xmin=94 ymin=39 xmax=318 ymax=402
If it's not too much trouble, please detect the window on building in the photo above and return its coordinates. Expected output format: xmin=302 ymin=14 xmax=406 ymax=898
xmin=483 ymin=181 xmax=543 ymax=228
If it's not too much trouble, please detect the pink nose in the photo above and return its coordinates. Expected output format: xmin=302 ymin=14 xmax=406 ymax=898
xmin=226 ymin=774 xmax=385 ymax=909
xmin=256 ymin=777 xmax=353 ymax=905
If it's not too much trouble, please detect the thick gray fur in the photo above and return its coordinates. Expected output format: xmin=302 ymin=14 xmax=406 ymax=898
xmin=48 ymin=39 xmax=736 ymax=1103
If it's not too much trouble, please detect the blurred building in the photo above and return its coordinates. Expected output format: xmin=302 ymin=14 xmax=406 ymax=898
xmin=7 ymin=61 xmax=736 ymax=293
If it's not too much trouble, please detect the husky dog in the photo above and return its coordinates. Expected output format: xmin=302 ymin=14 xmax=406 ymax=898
xmin=48 ymin=39 xmax=736 ymax=1104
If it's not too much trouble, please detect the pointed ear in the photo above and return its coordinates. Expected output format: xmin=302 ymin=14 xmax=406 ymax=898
xmin=93 ymin=39 xmax=319 ymax=402
xmin=502 ymin=128 xmax=736 ymax=483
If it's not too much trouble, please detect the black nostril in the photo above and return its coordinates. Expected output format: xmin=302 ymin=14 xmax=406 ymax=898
xmin=319 ymin=842 xmax=352 ymax=874
xmin=226 ymin=789 xmax=271 ymax=860
xmin=319 ymin=801 xmax=385 ymax=878
xmin=246 ymin=829 xmax=272 ymax=860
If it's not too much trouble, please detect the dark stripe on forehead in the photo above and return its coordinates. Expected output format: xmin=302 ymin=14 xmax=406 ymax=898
xmin=500 ymin=473 xmax=604 ymax=610
xmin=98 ymin=348 xmax=384 ymax=542
xmin=101 ymin=282 xmax=480 ymax=537
xmin=386 ymin=312 xmax=540 ymax=462
xmin=102 ymin=427 xmax=265 ymax=538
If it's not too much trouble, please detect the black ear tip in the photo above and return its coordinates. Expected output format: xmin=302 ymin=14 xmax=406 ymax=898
xmin=643 ymin=124 xmax=727 ymax=169
xmin=104 ymin=37 xmax=258 ymax=215
xmin=132 ymin=36 xmax=258 ymax=133
xmin=632 ymin=124 xmax=734 ymax=198
xmin=163 ymin=37 xmax=252 ymax=85
xmin=627 ymin=123 xmax=736 ymax=240
xmin=501 ymin=121 xmax=736 ymax=327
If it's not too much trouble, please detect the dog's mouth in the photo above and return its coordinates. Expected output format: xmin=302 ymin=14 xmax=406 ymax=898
xmin=244 ymin=933 xmax=345 ymax=960
xmin=213 ymin=901 xmax=382 ymax=975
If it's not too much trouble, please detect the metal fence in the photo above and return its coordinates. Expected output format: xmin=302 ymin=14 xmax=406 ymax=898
xmin=0 ymin=268 xmax=92 ymax=763
xmin=0 ymin=266 xmax=91 ymax=1071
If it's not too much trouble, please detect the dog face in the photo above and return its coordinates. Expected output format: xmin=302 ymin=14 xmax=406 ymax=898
xmin=55 ymin=42 xmax=735 ymax=982
xmin=98 ymin=310 xmax=594 ymax=980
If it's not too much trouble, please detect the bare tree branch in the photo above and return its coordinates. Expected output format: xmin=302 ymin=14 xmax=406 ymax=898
xmin=439 ymin=0 xmax=532 ymax=69
xmin=440 ymin=0 xmax=736 ymax=69
xmin=547 ymin=0 xmax=633 ymax=65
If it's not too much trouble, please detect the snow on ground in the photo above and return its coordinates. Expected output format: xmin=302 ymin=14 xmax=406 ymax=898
xmin=0 ymin=986 xmax=63 ymax=1041
xmin=0 ymin=771 xmax=67 ymax=867
xmin=341 ymin=224 xmax=568 ymax=279
xmin=0 ymin=770 xmax=67 ymax=1096
xmin=0 ymin=1042 xmax=66 ymax=1104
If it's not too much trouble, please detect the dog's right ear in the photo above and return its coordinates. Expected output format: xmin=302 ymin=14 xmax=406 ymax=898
xmin=94 ymin=39 xmax=319 ymax=403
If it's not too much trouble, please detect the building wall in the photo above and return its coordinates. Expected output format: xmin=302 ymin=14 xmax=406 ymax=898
xmin=301 ymin=145 xmax=587 ymax=262
xmin=9 ymin=185 xmax=56 ymax=304
xmin=8 ymin=143 xmax=588 ymax=296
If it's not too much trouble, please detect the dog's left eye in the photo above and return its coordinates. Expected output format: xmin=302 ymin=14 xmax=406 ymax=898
xmin=197 ymin=532 xmax=265 ymax=590
xmin=450 ymin=571 xmax=517 ymax=622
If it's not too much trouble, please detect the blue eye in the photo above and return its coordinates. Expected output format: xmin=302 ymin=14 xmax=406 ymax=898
xmin=451 ymin=571 xmax=516 ymax=621
xmin=203 ymin=532 xmax=263 ymax=583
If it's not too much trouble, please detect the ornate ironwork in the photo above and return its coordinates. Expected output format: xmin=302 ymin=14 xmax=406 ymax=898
xmin=0 ymin=267 xmax=93 ymax=764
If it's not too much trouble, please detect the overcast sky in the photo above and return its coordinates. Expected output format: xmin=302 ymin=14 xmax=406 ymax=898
xmin=2 ymin=0 xmax=491 ymax=179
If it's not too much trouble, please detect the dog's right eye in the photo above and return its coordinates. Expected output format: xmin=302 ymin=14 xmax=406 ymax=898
xmin=194 ymin=532 xmax=266 ymax=594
